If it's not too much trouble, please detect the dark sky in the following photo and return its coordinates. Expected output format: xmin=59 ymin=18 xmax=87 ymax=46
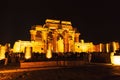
xmin=0 ymin=0 xmax=120 ymax=47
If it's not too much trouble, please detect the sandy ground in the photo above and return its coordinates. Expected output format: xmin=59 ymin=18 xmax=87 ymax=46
xmin=0 ymin=64 xmax=120 ymax=80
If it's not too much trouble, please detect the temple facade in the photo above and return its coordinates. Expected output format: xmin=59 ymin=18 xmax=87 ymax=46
xmin=1 ymin=19 xmax=120 ymax=66
xmin=29 ymin=19 xmax=80 ymax=53
xmin=12 ymin=19 xmax=95 ymax=53
xmin=12 ymin=19 xmax=120 ymax=54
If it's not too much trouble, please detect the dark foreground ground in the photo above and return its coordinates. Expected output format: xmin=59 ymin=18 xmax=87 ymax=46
xmin=0 ymin=64 xmax=120 ymax=80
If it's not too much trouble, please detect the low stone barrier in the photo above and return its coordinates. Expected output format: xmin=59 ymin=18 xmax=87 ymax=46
xmin=91 ymin=53 xmax=111 ymax=63
xmin=20 ymin=61 xmax=57 ymax=68
xmin=20 ymin=60 xmax=85 ymax=68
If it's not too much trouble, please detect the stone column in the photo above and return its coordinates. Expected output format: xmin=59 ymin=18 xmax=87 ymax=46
xmin=75 ymin=33 xmax=80 ymax=42
xmin=52 ymin=33 xmax=57 ymax=53
xmin=63 ymin=33 xmax=69 ymax=52
xmin=30 ymin=30 xmax=36 ymax=41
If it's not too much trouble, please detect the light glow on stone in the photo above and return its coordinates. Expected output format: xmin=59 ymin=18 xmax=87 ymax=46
xmin=0 ymin=46 xmax=6 ymax=60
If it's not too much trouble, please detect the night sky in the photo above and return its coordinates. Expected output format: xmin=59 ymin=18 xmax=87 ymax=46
xmin=0 ymin=0 xmax=120 ymax=47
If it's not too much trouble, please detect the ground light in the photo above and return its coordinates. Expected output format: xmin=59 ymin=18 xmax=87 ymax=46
xmin=46 ymin=49 xmax=52 ymax=59
xmin=46 ymin=43 xmax=52 ymax=59
xmin=25 ymin=47 xmax=32 ymax=59
xmin=111 ymin=52 xmax=120 ymax=65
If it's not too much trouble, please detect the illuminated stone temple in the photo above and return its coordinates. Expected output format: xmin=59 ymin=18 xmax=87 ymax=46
xmin=1 ymin=19 xmax=120 ymax=65
xmin=13 ymin=19 xmax=94 ymax=54
xmin=30 ymin=19 xmax=82 ymax=53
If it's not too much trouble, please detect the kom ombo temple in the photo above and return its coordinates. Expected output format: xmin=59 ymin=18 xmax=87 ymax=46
xmin=13 ymin=19 xmax=94 ymax=54
xmin=12 ymin=19 xmax=119 ymax=54
xmin=0 ymin=19 xmax=120 ymax=65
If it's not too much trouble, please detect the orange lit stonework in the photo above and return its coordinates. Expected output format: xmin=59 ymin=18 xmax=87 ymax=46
xmin=0 ymin=19 xmax=120 ymax=65
xmin=11 ymin=19 xmax=120 ymax=54
xmin=1 ymin=19 xmax=116 ymax=61
xmin=0 ymin=46 xmax=6 ymax=60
